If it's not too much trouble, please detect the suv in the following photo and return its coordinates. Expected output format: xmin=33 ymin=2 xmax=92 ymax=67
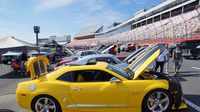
xmin=1 ymin=52 xmax=22 ymax=64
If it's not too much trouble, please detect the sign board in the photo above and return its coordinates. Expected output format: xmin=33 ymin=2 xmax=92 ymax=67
xmin=34 ymin=26 xmax=40 ymax=33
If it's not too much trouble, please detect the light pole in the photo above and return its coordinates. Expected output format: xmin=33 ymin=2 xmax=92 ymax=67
xmin=33 ymin=26 xmax=40 ymax=46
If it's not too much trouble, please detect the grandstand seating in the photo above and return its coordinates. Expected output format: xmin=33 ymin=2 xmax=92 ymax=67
xmin=96 ymin=7 xmax=200 ymax=44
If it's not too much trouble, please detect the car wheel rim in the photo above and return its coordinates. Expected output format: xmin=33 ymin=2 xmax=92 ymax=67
xmin=147 ymin=92 xmax=169 ymax=111
xmin=35 ymin=97 xmax=56 ymax=112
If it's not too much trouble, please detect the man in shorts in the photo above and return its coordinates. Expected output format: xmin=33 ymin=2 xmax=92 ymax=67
xmin=172 ymin=44 xmax=183 ymax=75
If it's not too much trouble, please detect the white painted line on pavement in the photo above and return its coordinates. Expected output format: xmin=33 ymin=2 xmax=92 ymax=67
xmin=191 ymin=67 xmax=200 ymax=70
xmin=185 ymin=98 xmax=200 ymax=112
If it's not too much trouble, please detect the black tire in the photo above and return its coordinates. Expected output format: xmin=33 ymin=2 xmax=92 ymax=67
xmin=194 ymin=55 xmax=198 ymax=60
xmin=142 ymin=89 xmax=173 ymax=112
xmin=31 ymin=95 xmax=62 ymax=112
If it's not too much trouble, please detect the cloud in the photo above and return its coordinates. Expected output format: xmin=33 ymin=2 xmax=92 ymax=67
xmin=34 ymin=0 xmax=127 ymax=26
xmin=69 ymin=0 xmax=127 ymax=30
xmin=34 ymin=0 xmax=76 ymax=12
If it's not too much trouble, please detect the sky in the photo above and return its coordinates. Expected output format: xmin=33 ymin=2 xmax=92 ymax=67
xmin=0 ymin=0 xmax=165 ymax=44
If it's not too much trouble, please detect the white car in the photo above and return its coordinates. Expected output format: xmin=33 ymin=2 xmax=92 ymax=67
xmin=1 ymin=51 xmax=22 ymax=64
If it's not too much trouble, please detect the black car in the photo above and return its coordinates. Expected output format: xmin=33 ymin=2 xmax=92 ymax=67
xmin=169 ymin=40 xmax=200 ymax=58
xmin=190 ymin=45 xmax=200 ymax=59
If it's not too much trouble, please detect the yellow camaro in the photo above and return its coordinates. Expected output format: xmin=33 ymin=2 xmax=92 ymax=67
xmin=16 ymin=44 xmax=187 ymax=112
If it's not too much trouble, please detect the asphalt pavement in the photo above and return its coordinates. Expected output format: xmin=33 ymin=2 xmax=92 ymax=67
xmin=0 ymin=54 xmax=200 ymax=112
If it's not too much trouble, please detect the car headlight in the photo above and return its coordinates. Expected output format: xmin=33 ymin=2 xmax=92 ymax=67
xmin=30 ymin=84 xmax=36 ymax=91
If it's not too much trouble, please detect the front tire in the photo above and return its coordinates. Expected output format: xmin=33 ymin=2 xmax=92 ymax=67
xmin=31 ymin=95 xmax=61 ymax=112
xmin=142 ymin=89 xmax=173 ymax=112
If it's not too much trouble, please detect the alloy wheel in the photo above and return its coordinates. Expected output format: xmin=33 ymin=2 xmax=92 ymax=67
xmin=35 ymin=97 xmax=56 ymax=112
xmin=147 ymin=91 xmax=170 ymax=111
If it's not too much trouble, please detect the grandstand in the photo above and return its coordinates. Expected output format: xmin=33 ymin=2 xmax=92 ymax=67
xmin=74 ymin=25 xmax=103 ymax=40
xmin=95 ymin=0 xmax=200 ymax=44
xmin=67 ymin=0 xmax=200 ymax=46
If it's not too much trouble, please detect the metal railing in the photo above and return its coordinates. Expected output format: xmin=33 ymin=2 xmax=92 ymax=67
xmin=97 ymin=6 xmax=200 ymax=44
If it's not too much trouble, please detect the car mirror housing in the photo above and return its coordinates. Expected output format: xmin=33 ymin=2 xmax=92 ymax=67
xmin=110 ymin=77 xmax=121 ymax=83
xmin=87 ymin=58 xmax=97 ymax=65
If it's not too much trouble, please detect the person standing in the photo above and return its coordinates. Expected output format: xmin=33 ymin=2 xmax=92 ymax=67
xmin=117 ymin=44 xmax=121 ymax=55
xmin=20 ymin=52 xmax=28 ymax=75
xmin=164 ymin=44 xmax=170 ymax=74
xmin=172 ymin=44 xmax=183 ymax=75
xmin=154 ymin=47 xmax=166 ymax=73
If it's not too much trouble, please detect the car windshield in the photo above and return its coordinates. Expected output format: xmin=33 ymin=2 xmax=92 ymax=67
xmin=112 ymin=56 xmax=122 ymax=64
xmin=40 ymin=48 xmax=50 ymax=53
xmin=106 ymin=64 xmax=130 ymax=79
xmin=196 ymin=45 xmax=200 ymax=49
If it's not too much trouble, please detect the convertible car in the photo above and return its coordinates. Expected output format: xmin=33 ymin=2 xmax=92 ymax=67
xmin=16 ymin=44 xmax=187 ymax=112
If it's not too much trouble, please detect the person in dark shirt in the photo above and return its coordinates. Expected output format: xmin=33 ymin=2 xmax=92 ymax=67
xmin=20 ymin=52 xmax=28 ymax=75
xmin=172 ymin=44 xmax=183 ymax=75
xmin=117 ymin=44 xmax=121 ymax=55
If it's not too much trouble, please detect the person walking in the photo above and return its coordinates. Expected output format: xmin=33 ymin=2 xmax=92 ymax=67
xmin=172 ymin=44 xmax=183 ymax=75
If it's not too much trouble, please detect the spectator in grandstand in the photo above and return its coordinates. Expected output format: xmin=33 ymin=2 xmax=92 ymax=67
xmin=117 ymin=44 xmax=121 ymax=55
xmin=172 ymin=44 xmax=183 ymax=75
xmin=154 ymin=44 xmax=169 ymax=73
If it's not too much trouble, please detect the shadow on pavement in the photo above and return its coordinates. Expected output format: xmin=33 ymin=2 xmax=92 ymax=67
xmin=179 ymin=73 xmax=200 ymax=77
xmin=0 ymin=72 xmax=29 ymax=79
xmin=179 ymin=71 xmax=199 ymax=73
xmin=0 ymin=109 xmax=15 ymax=112
xmin=177 ymin=73 xmax=200 ymax=82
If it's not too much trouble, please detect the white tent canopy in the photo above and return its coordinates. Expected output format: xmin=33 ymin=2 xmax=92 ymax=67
xmin=0 ymin=36 xmax=39 ymax=55
xmin=0 ymin=36 xmax=36 ymax=48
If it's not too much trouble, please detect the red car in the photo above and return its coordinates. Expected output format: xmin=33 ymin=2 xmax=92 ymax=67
xmin=126 ymin=43 xmax=136 ymax=52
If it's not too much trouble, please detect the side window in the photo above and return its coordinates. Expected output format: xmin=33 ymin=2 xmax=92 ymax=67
xmin=96 ymin=57 xmax=108 ymax=62
xmin=39 ymin=60 xmax=46 ymax=73
xmin=87 ymin=51 xmax=95 ymax=55
xmin=33 ymin=61 xmax=40 ymax=76
xmin=81 ymin=52 xmax=86 ymax=56
xmin=108 ymin=58 xmax=118 ymax=64
xmin=57 ymin=70 xmax=114 ymax=82
xmin=93 ymin=70 xmax=113 ymax=82
xmin=57 ymin=72 xmax=74 ymax=82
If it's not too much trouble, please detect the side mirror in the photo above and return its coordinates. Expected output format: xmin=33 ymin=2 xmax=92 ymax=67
xmin=110 ymin=77 xmax=121 ymax=83
xmin=87 ymin=58 xmax=97 ymax=65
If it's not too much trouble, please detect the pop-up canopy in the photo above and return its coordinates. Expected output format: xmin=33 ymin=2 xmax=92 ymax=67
xmin=0 ymin=36 xmax=39 ymax=55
